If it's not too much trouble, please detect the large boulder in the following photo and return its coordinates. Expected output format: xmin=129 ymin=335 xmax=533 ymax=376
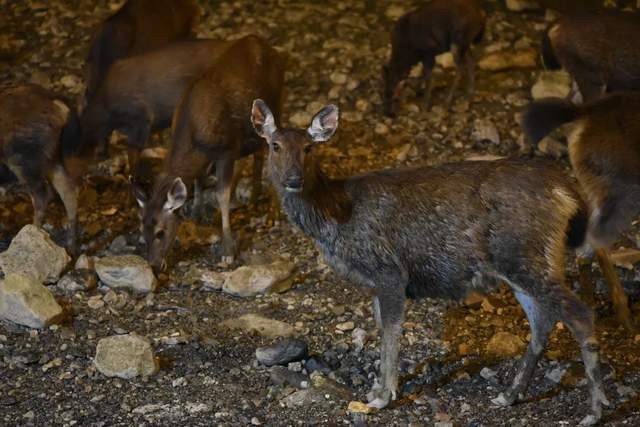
xmin=95 ymin=255 xmax=157 ymax=293
xmin=94 ymin=334 xmax=158 ymax=379
xmin=0 ymin=274 xmax=63 ymax=328
xmin=0 ymin=225 xmax=70 ymax=283
xmin=222 ymin=261 xmax=295 ymax=297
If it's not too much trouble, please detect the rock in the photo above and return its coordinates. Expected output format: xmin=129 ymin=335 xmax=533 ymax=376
xmin=609 ymin=248 xmax=640 ymax=270
xmin=94 ymin=333 xmax=158 ymax=379
xmin=182 ymin=266 xmax=227 ymax=291
xmin=505 ymin=0 xmax=539 ymax=11
xmin=75 ymin=254 xmax=95 ymax=271
xmin=478 ymin=49 xmax=537 ymax=71
xmin=0 ymin=274 xmax=63 ymax=328
xmin=60 ymin=74 xmax=83 ymax=93
xmin=463 ymin=291 xmax=484 ymax=308
xmin=0 ymin=225 xmax=70 ymax=283
xmin=351 ymin=328 xmax=367 ymax=351
xmin=472 ymin=119 xmax=500 ymax=144
xmin=435 ymin=52 xmax=455 ymax=69
xmin=480 ymin=367 xmax=498 ymax=380
xmin=282 ymin=388 xmax=325 ymax=407
xmin=223 ymin=314 xmax=295 ymax=337
xmin=374 ymin=123 xmax=389 ymax=135
xmin=465 ymin=154 xmax=505 ymax=162
xmin=545 ymin=365 xmax=567 ymax=383
xmin=304 ymin=356 xmax=332 ymax=375
xmin=87 ymin=295 xmax=104 ymax=310
xmin=531 ymin=71 xmax=572 ymax=100
xmin=95 ymin=255 xmax=157 ymax=293
xmin=538 ymin=136 xmax=566 ymax=158
xmin=222 ymin=261 xmax=294 ymax=297
xmin=348 ymin=401 xmax=372 ymax=414
xmin=310 ymin=372 xmax=353 ymax=400
xmin=269 ymin=366 xmax=309 ymax=389
xmin=336 ymin=321 xmax=355 ymax=332
xmin=57 ymin=269 xmax=97 ymax=293
xmin=256 ymin=338 xmax=308 ymax=366
xmin=481 ymin=298 xmax=495 ymax=313
xmin=330 ymin=72 xmax=348 ymax=85
xmin=385 ymin=4 xmax=406 ymax=20
xmin=485 ymin=332 xmax=526 ymax=358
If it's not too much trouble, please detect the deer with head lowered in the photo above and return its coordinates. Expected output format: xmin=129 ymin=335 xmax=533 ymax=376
xmin=133 ymin=35 xmax=285 ymax=271
xmin=251 ymin=99 xmax=610 ymax=425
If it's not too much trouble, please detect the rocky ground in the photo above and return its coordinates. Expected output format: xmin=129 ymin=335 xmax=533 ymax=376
xmin=1 ymin=0 xmax=640 ymax=426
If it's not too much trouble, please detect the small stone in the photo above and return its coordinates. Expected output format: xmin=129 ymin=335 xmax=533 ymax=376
xmin=310 ymin=372 xmax=353 ymax=400
xmin=478 ymin=49 xmax=537 ymax=71
xmin=347 ymin=401 xmax=372 ymax=414
xmin=472 ymin=119 xmax=500 ymax=145
xmin=269 ymin=365 xmax=309 ymax=389
xmin=545 ymin=365 xmax=567 ymax=383
xmin=183 ymin=266 xmax=227 ymax=291
xmin=385 ymin=4 xmax=406 ymax=20
xmin=0 ymin=274 xmax=63 ymax=328
xmin=374 ymin=123 xmax=389 ymax=135
xmin=336 ymin=321 xmax=355 ymax=332
xmin=60 ymin=74 xmax=82 ymax=93
xmin=223 ymin=314 xmax=295 ymax=338
xmin=304 ymin=356 xmax=332 ymax=376
xmin=222 ymin=261 xmax=294 ymax=297
xmin=282 ymin=388 xmax=324 ymax=407
xmin=486 ymin=332 xmax=526 ymax=358
xmin=87 ymin=295 xmax=104 ymax=310
xmin=435 ymin=52 xmax=455 ymax=69
xmin=463 ymin=291 xmax=484 ymax=308
xmin=480 ymin=367 xmax=498 ymax=380
xmin=355 ymin=99 xmax=371 ymax=112
xmin=57 ymin=269 xmax=97 ymax=293
xmin=481 ymin=298 xmax=495 ymax=313
xmin=95 ymin=255 xmax=157 ymax=293
xmin=256 ymin=338 xmax=308 ymax=367
xmin=505 ymin=0 xmax=539 ymax=12
xmin=0 ymin=225 xmax=70 ymax=283
xmin=74 ymin=254 xmax=95 ymax=271
xmin=531 ymin=71 xmax=572 ymax=100
xmin=330 ymin=72 xmax=347 ymax=85
xmin=351 ymin=328 xmax=367 ymax=351
xmin=94 ymin=333 xmax=158 ymax=379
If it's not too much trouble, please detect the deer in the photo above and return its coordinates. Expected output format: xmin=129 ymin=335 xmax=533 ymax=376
xmin=382 ymin=0 xmax=486 ymax=117
xmin=84 ymin=0 xmax=200 ymax=107
xmin=0 ymin=84 xmax=81 ymax=254
xmin=541 ymin=10 xmax=640 ymax=102
xmin=133 ymin=35 xmax=285 ymax=271
xmin=250 ymin=99 xmax=610 ymax=425
xmin=78 ymin=38 xmax=232 ymax=175
xmin=522 ymin=93 xmax=640 ymax=331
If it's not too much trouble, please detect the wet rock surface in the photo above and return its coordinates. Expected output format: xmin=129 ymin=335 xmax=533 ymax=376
xmin=0 ymin=0 xmax=639 ymax=426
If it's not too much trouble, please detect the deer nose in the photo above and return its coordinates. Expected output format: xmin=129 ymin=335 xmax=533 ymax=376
xmin=283 ymin=176 xmax=304 ymax=193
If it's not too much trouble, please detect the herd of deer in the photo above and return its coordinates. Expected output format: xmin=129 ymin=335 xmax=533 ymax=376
xmin=1 ymin=0 xmax=639 ymax=423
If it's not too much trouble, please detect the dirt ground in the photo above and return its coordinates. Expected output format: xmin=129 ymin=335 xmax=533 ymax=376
xmin=1 ymin=0 xmax=639 ymax=426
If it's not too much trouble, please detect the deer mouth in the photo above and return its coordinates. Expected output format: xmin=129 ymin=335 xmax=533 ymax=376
xmin=283 ymin=177 xmax=304 ymax=193
xmin=284 ymin=185 xmax=303 ymax=193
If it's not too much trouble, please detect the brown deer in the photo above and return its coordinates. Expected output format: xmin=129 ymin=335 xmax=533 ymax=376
xmin=251 ymin=99 xmax=609 ymax=425
xmin=542 ymin=11 xmax=640 ymax=102
xmin=84 ymin=0 xmax=200 ymax=106
xmin=523 ymin=93 xmax=640 ymax=330
xmin=0 ymin=84 xmax=80 ymax=254
xmin=382 ymin=0 xmax=485 ymax=117
xmin=78 ymin=39 xmax=232 ymax=175
xmin=133 ymin=35 xmax=285 ymax=271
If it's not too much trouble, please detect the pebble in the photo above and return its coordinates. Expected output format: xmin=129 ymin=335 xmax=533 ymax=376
xmin=347 ymin=401 xmax=371 ymax=414
xmin=545 ymin=365 xmax=567 ymax=384
xmin=57 ymin=269 xmax=97 ymax=293
xmin=269 ymin=365 xmax=309 ymax=389
xmin=256 ymin=338 xmax=308 ymax=366
xmin=336 ymin=321 xmax=355 ymax=332
xmin=485 ymin=332 xmax=526 ymax=357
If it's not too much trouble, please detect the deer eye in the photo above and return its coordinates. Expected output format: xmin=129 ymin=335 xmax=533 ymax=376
xmin=155 ymin=230 xmax=165 ymax=240
xmin=271 ymin=142 xmax=281 ymax=152
xmin=304 ymin=144 xmax=312 ymax=153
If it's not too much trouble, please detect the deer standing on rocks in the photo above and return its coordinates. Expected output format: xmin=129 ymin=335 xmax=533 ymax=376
xmin=0 ymin=84 xmax=81 ymax=254
xmin=78 ymin=39 xmax=232 ymax=176
xmin=251 ymin=99 xmax=610 ymax=426
xmin=382 ymin=0 xmax=485 ymax=117
xmin=523 ymin=93 xmax=640 ymax=330
xmin=84 ymin=0 xmax=200 ymax=106
xmin=134 ymin=35 xmax=285 ymax=271
xmin=542 ymin=11 xmax=640 ymax=102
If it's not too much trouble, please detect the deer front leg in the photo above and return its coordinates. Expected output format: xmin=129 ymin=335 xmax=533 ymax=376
xmin=368 ymin=286 xmax=406 ymax=409
xmin=421 ymin=56 xmax=435 ymax=110
xmin=595 ymin=248 xmax=634 ymax=331
xmin=216 ymin=158 xmax=236 ymax=263
xmin=51 ymin=166 xmax=79 ymax=256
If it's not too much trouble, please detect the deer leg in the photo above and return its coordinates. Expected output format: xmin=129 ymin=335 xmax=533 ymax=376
xmin=421 ymin=56 xmax=435 ymax=110
xmin=51 ymin=166 xmax=79 ymax=256
xmin=27 ymin=178 xmax=51 ymax=228
xmin=577 ymin=256 xmax=596 ymax=307
xmin=464 ymin=50 xmax=476 ymax=99
xmin=368 ymin=287 xmax=405 ymax=409
xmin=492 ymin=290 xmax=555 ymax=406
xmin=192 ymin=177 xmax=207 ymax=223
xmin=216 ymin=158 xmax=236 ymax=262
xmin=557 ymin=289 xmax=610 ymax=425
xmin=595 ymin=248 xmax=633 ymax=331
xmin=445 ymin=44 xmax=466 ymax=107
xmin=251 ymin=150 xmax=264 ymax=205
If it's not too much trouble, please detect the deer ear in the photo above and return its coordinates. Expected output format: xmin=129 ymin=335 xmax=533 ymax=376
xmin=308 ymin=105 xmax=339 ymax=143
xmin=130 ymin=176 xmax=148 ymax=209
xmin=163 ymin=177 xmax=187 ymax=212
xmin=251 ymin=99 xmax=277 ymax=140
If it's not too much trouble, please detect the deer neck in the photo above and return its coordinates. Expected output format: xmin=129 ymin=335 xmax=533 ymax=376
xmin=279 ymin=159 xmax=352 ymax=241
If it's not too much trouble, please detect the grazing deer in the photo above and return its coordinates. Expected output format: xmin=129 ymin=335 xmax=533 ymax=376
xmin=542 ymin=11 xmax=640 ymax=101
xmin=0 ymin=84 xmax=81 ymax=254
xmin=133 ymin=35 xmax=285 ymax=271
xmin=382 ymin=0 xmax=485 ymax=117
xmin=523 ymin=93 xmax=640 ymax=330
xmin=78 ymin=39 xmax=232 ymax=174
xmin=84 ymin=0 xmax=199 ymax=105
xmin=251 ymin=99 xmax=609 ymax=425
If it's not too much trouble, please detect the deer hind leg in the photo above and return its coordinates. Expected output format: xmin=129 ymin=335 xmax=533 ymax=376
xmin=595 ymin=248 xmax=633 ymax=331
xmin=445 ymin=44 xmax=468 ymax=106
xmin=368 ymin=286 xmax=406 ymax=409
xmin=421 ymin=56 xmax=435 ymax=110
xmin=577 ymin=255 xmax=596 ymax=307
xmin=12 ymin=160 xmax=51 ymax=228
xmin=492 ymin=289 xmax=555 ymax=407
xmin=51 ymin=166 xmax=79 ymax=256
xmin=215 ymin=157 xmax=236 ymax=262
